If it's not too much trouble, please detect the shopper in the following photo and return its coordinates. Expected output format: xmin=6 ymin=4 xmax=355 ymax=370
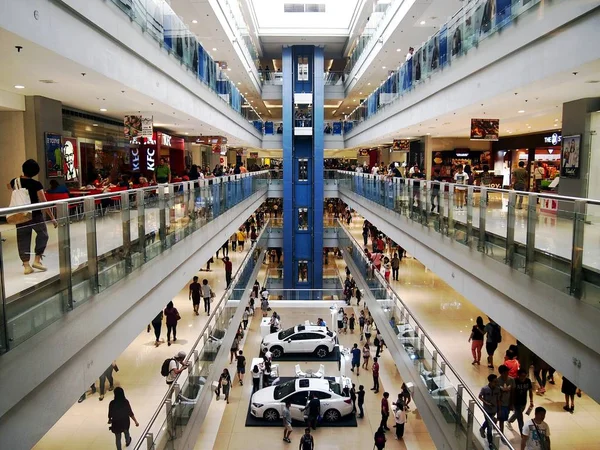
xmin=350 ymin=383 xmax=357 ymax=413
xmin=252 ymin=365 xmax=261 ymax=393
xmin=391 ymin=253 xmax=400 ymax=281
xmin=380 ymin=392 xmax=391 ymax=431
xmin=497 ymin=365 xmax=515 ymax=434
xmin=533 ymin=355 xmax=551 ymax=395
xmin=230 ymin=233 xmax=237 ymax=252
xmin=153 ymin=157 xmax=171 ymax=183
xmin=521 ymin=407 xmax=551 ymax=450
xmin=216 ymin=368 xmax=232 ymax=403
xmin=236 ymin=228 xmax=246 ymax=251
xmin=484 ymin=318 xmax=502 ymax=369
xmin=189 ymin=276 xmax=202 ymax=316
xmin=371 ymin=357 xmax=380 ymax=393
xmin=394 ymin=404 xmax=407 ymax=440
xmin=478 ymin=374 xmax=500 ymax=447
xmin=364 ymin=320 xmax=372 ymax=344
xmin=299 ymin=428 xmax=314 ymax=450
xmin=223 ymin=256 xmax=233 ymax=288
xmin=151 ymin=310 xmax=163 ymax=347
xmin=362 ymin=343 xmax=371 ymax=370
xmin=359 ymin=313 xmax=366 ymax=341
xmin=349 ymin=313 xmax=356 ymax=333
xmin=98 ymin=362 xmax=119 ymax=401
xmin=107 ymin=387 xmax=139 ymax=450
xmin=304 ymin=393 xmax=320 ymax=430
xmin=242 ymin=307 xmax=250 ymax=330
xmin=230 ymin=333 xmax=240 ymax=364
xmin=357 ymin=385 xmax=366 ymax=418
xmin=164 ymin=351 xmax=189 ymax=385
xmin=9 ymin=159 xmax=57 ymax=275
xmin=383 ymin=257 xmax=391 ymax=282
xmin=468 ymin=316 xmax=485 ymax=365
xmin=282 ymin=400 xmax=293 ymax=443
xmin=337 ymin=308 xmax=344 ymax=332
xmin=236 ymin=350 xmax=246 ymax=386
xmin=453 ymin=164 xmax=468 ymax=209
xmin=221 ymin=239 xmax=229 ymax=257
xmin=504 ymin=349 xmax=521 ymax=378
xmin=561 ymin=377 xmax=580 ymax=413
xmin=350 ymin=343 xmax=361 ymax=375
xmin=374 ymin=426 xmax=387 ymax=450
xmin=400 ymin=383 xmax=412 ymax=410
xmin=201 ymin=279 xmax=212 ymax=316
xmin=508 ymin=369 xmax=533 ymax=433
xmin=164 ymin=301 xmax=180 ymax=346
xmin=512 ymin=160 xmax=528 ymax=209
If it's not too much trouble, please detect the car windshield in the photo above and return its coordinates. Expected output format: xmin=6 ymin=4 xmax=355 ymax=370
xmin=274 ymin=380 xmax=296 ymax=400
xmin=278 ymin=327 xmax=296 ymax=340
xmin=328 ymin=379 xmax=342 ymax=395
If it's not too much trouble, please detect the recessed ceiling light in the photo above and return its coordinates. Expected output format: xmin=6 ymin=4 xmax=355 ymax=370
xmin=420 ymin=21 xmax=426 ymax=25
xmin=100 ymin=108 xmax=107 ymax=112
xmin=92 ymin=123 xmax=98 ymax=127
xmin=192 ymin=19 xmax=198 ymax=24
xmin=382 ymin=66 xmax=386 ymax=69
xmin=14 ymin=85 xmax=25 ymax=89
xmin=518 ymin=110 xmax=525 ymax=113
xmin=367 ymin=83 xmax=371 ymax=86
xmin=227 ymin=68 xmax=231 ymax=71
xmin=237 ymin=82 xmax=241 ymax=85
xmin=396 ymin=48 xmax=401 ymax=52
xmin=555 ymin=118 xmax=559 ymax=121
xmin=527 ymin=126 xmax=531 ymax=129
xmin=554 ymin=124 xmax=559 ymax=127
xmin=359 ymin=92 xmax=363 ymax=95
xmin=244 ymin=92 xmax=248 ymax=94
xmin=426 ymin=133 xmax=431 ymax=135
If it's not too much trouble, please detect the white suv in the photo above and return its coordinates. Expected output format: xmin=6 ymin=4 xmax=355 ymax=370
xmin=261 ymin=325 xmax=337 ymax=359
xmin=251 ymin=376 xmax=353 ymax=422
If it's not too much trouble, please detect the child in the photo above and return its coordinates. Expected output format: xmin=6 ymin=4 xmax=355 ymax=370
xmin=383 ymin=256 xmax=391 ymax=282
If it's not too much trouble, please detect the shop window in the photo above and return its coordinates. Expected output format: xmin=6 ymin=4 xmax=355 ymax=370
xmin=298 ymin=159 xmax=308 ymax=181
xmin=298 ymin=260 xmax=309 ymax=282
xmin=298 ymin=208 xmax=308 ymax=230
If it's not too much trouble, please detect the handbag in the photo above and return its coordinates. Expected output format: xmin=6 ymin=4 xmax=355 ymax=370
xmin=7 ymin=178 xmax=32 ymax=225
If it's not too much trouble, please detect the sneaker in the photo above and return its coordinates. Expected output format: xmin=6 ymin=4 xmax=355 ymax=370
xmin=563 ymin=405 xmax=570 ymax=412
xmin=168 ymin=341 xmax=171 ymax=346
xmin=126 ymin=436 xmax=132 ymax=447
xmin=108 ymin=385 xmax=114 ymax=391
xmin=23 ymin=265 xmax=34 ymax=275
xmin=479 ymin=428 xmax=486 ymax=439
xmin=78 ymin=393 xmax=86 ymax=403
xmin=32 ymin=262 xmax=47 ymax=272
xmin=506 ymin=421 xmax=513 ymax=430
xmin=99 ymin=395 xmax=104 ymax=401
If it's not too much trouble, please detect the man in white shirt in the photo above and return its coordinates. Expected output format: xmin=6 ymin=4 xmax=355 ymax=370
xmin=166 ymin=351 xmax=189 ymax=384
xmin=521 ymin=406 xmax=550 ymax=450
xmin=453 ymin=164 xmax=468 ymax=209
xmin=356 ymin=165 xmax=363 ymax=173
xmin=405 ymin=47 xmax=414 ymax=62
xmin=371 ymin=165 xmax=379 ymax=175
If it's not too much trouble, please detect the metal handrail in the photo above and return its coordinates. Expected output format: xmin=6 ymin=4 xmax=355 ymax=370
xmin=0 ymin=171 xmax=269 ymax=216
xmin=132 ymin=220 xmax=270 ymax=449
xmin=339 ymin=220 xmax=516 ymax=449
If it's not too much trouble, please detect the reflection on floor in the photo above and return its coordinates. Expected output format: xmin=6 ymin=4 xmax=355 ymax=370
xmin=33 ymin=244 xmax=249 ymax=450
xmin=195 ymin=306 xmax=436 ymax=450
xmin=344 ymin=220 xmax=600 ymax=450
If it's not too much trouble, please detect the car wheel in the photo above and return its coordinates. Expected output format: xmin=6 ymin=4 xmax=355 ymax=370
xmin=323 ymin=409 xmax=341 ymax=422
xmin=264 ymin=408 xmax=280 ymax=422
xmin=270 ymin=346 xmax=283 ymax=359
xmin=315 ymin=346 xmax=329 ymax=358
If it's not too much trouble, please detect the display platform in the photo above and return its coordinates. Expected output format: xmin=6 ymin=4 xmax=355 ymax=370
xmin=245 ymin=377 xmax=357 ymax=428
xmin=261 ymin=346 xmax=340 ymax=362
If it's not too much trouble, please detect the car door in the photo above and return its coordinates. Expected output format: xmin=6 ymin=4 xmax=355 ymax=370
xmin=286 ymin=391 xmax=309 ymax=421
xmin=304 ymin=332 xmax=325 ymax=352
xmin=287 ymin=332 xmax=308 ymax=352
xmin=311 ymin=391 xmax=332 ymax=414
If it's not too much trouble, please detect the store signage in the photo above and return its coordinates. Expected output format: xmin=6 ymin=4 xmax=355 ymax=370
xmin=142 ymin=116 xmax=153 ymax=138
xmin=543 ymin=133 xmax=562 ymax=145
xmin=147 ymin=148 xmax=156 ymax=171
xmin=196 ymin=136 xmax=228 ymax=145
xmin=45 ymin=132 xmax=63 ymax=177
xmin=561 ymin=135 xmax=581 ymax=179
xmin=131 ymin=148 xmax=140 ymax=171
xmin=62 ymin=137 xmax=79 ymax=182
xmin=470 ymin=118 xmax=499 ymax=141
xmin=392 ymin=139 xmax=410 ymax=151
xmin=250 ymin=152 xmax=259 ymax=158
xmin=160 ymin=133 xmax=172 ymax=147
xmin=124 ymin=115 xmax=142 ymax=137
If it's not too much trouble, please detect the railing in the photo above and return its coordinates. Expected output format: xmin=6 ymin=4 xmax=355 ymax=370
xmin=0 ymin=172 xmax=269 ymax=354
xmin=262 ymin=121 xmax=345 ymax=135
xmin=345 ymin=0 xmax=545 ymax=126
xmin=336 ymin=170 xmax=600 ymax=308
xmin=338 ymin=222 xmax=515 ymax=450
xmin=344 ymin=0 xmax=397 ymax=76
xmin=134 ymin=226 xmax=269 ymax=450
xmin=261 ymin=71 xmax=345 ymax=86
xmin=106 ymin=0 xmax=263 ymax=124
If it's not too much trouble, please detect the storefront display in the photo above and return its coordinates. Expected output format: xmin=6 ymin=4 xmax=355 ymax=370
xmin=431 ymin=148 xmax=499 ymax=185
xmin=45 ymin=132 xmax=63 ymax=177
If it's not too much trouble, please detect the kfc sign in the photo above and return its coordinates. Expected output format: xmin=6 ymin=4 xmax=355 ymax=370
xmin=131 ymin=148 xmax=140 ymax=171
xmin=147 ymin=148 xmax=155 ymax=171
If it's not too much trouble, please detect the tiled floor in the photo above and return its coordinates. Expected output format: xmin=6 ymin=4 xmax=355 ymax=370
xmin=33 ymin=244 xmax=249 ymax=450
xmin=344 ymin=220 xmax=600 ymax=450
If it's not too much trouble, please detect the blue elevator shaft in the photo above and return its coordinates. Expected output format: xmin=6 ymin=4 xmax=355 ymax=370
xmin=282 ymin=46 xmax=324 ymax=290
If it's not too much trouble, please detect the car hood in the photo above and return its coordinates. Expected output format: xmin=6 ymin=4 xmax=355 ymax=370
xmin=251 ymin=386 xmax=277 ymax=404
xmin=261 ymin=332 xmax=280 ymax=346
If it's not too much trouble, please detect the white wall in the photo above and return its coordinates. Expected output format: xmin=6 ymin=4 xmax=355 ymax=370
xmin=587 ymin=112 xmax=600 ymax=216
xmin=0 ymin=112 xmax=26 ymax=206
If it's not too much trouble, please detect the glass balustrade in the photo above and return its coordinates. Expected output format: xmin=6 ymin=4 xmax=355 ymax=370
xmin=0 ymin=172 xmax=268 ymax=354
xmin=133 ymin=228 xmax=269 ymax=450
xmin=337 ymin=223 xmax=514 ymax=450
xmin=336 ymin=170 xmax=600 ymax=308
xmin=106 ymin=0 xmax=262 ymax=125
xmin=344 ymin=0 xmax=545 ymax=128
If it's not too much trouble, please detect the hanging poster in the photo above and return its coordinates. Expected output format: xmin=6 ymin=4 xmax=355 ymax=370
xmin=438 ymin=25 xmax=448 ymax=68
xmin=358 ymin=149 xmax=370 ymax=157
xmin=470 ymin=118 xmax=499 ymax=141
xmin=61 ymin=137 xmax=79 ymax=182
xmin=428 ymin=35 xmax=440 ymax=72
xmin=448 ymin=15 xmax=463 ymax=61
xmin=45 ymin=132 xmax=63 ymax=177
xmin=462 ymin=1 xmax=478 ymax=53
xmin=478 ymin=0 xmax=495 ymax=39
xmin=496 ymin=0 xmax=512 ymax=29
xmin=142 ymin=116 xmax=153 ymax=138
xmin=561 ymin=135 xmax=581 ymax=178
xmin=392 ymin=139 xmax=410 ymax=151
xmin=124 ymin=115 xmax=143 ymax=137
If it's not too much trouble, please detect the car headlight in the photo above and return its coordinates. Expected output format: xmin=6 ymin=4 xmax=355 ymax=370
xmin=252 ymin=403 xmax=264 ymax=408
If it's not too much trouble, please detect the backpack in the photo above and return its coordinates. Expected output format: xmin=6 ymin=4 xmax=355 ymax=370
xmin=161 ymin=358 xmax=174 ymax=377
xmin=490 ymin=324 xmax=502 ymax=343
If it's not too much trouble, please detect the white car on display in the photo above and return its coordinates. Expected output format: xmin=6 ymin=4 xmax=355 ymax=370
xmin=261 ymin=324 xmax=337 ymax=359
xmin=251 ymin=377 xmax=353 ymax=423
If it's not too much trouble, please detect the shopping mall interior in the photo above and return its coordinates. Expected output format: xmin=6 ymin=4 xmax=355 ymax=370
xmin=1 ymin=1 xmax=600 ymax=449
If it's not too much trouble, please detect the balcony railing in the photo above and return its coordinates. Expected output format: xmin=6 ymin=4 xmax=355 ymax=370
xmin=345 ymin=0 xmax=545 ymax=128
xmin=0 ymin=172 xmax=268 ymax=353
xmin=107 ymin=0 xmax=263 ymax=124
xmin=261 ymin=121 xmax=345 ymax=136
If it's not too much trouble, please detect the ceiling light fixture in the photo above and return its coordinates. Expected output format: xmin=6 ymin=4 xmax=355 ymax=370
xmin=237 ymin=82 xmax=241 ymax=85
xmin=382 ymin=66 xmax=386 ymax=69
xmin=212 ymin=48 xmax=217 ymax=51
xmin=99 ymin=108 xmax=107 ymax=112
xmin=227 ymin=68 xmax=231 ymax=71
xmin=367 ymin=82 xmax=371 ymax=86
xmin=420 ymin=20 xmax=426 ymax=25
xmin=92 ymin=123 xmax=98 ymax=127
xmin=396 ymin=48 xmax=401 ymax=52
xmin=192 ymin=19 xmax=198 ymax=24
xmin=14 ymin=85 xmax=25 ymax=89
xmin=518 ymin=110 xmax=525 ymax=113
xmin=359 ymin=92 xmax=363 ymax=95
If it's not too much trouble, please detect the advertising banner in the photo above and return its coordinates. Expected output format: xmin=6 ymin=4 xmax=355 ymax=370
xmin=470 ymin=118 xmax=499 ymax=141
xmin=61 ymin=137 xmax=79 ymax=182
xmin=249 ymin=152 xmax=259 ymax=159
xmin=358 ymin=149 xmax=370 ymax=157
xmin=45 ymin=132 xmax=63 ymax=177
xmin=392 ymin=139 xmax=410 ymax=151
xmin=141 ymin=116 xmax=153 ymax=138
xmin=124 ymin=115 xmax=143 ymax=137
xmin=561 ymin=135 xmax=581 ymax=178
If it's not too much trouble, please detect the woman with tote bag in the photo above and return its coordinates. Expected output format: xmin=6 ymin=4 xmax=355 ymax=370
xmin=8 ymin=159 xmax=57 ymax=275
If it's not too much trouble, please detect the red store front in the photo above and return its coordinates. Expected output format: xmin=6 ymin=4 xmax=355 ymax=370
xmin=130 ymin=131 xmax=186 ymax=181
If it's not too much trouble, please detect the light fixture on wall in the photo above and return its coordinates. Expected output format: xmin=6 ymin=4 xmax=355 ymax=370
xmin=100 ymin=108 xmax=107 ymax=112
xmin=14 ymin=85 xmax=25 ymax=89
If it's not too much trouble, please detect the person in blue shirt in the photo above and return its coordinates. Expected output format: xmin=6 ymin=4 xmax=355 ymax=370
xmin=47 ymin=179 xmax=70 ymax=194
xmin=350 ymin=343 xmax=362 ymax=375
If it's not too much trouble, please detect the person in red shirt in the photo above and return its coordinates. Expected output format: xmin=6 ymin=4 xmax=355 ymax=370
xmin=223 ymin=257 xmax=233 ymax=288
xmin=371 ymin=357 xmax=380 ymax=393
xmin=380 ymin=392 xmax=391 ymax=431
xmin=504 ymin=349 xmax=520 ymax=378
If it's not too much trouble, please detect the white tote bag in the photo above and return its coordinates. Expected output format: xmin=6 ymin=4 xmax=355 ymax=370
xmin=6 ymin=178 xmax=32 ymax=225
